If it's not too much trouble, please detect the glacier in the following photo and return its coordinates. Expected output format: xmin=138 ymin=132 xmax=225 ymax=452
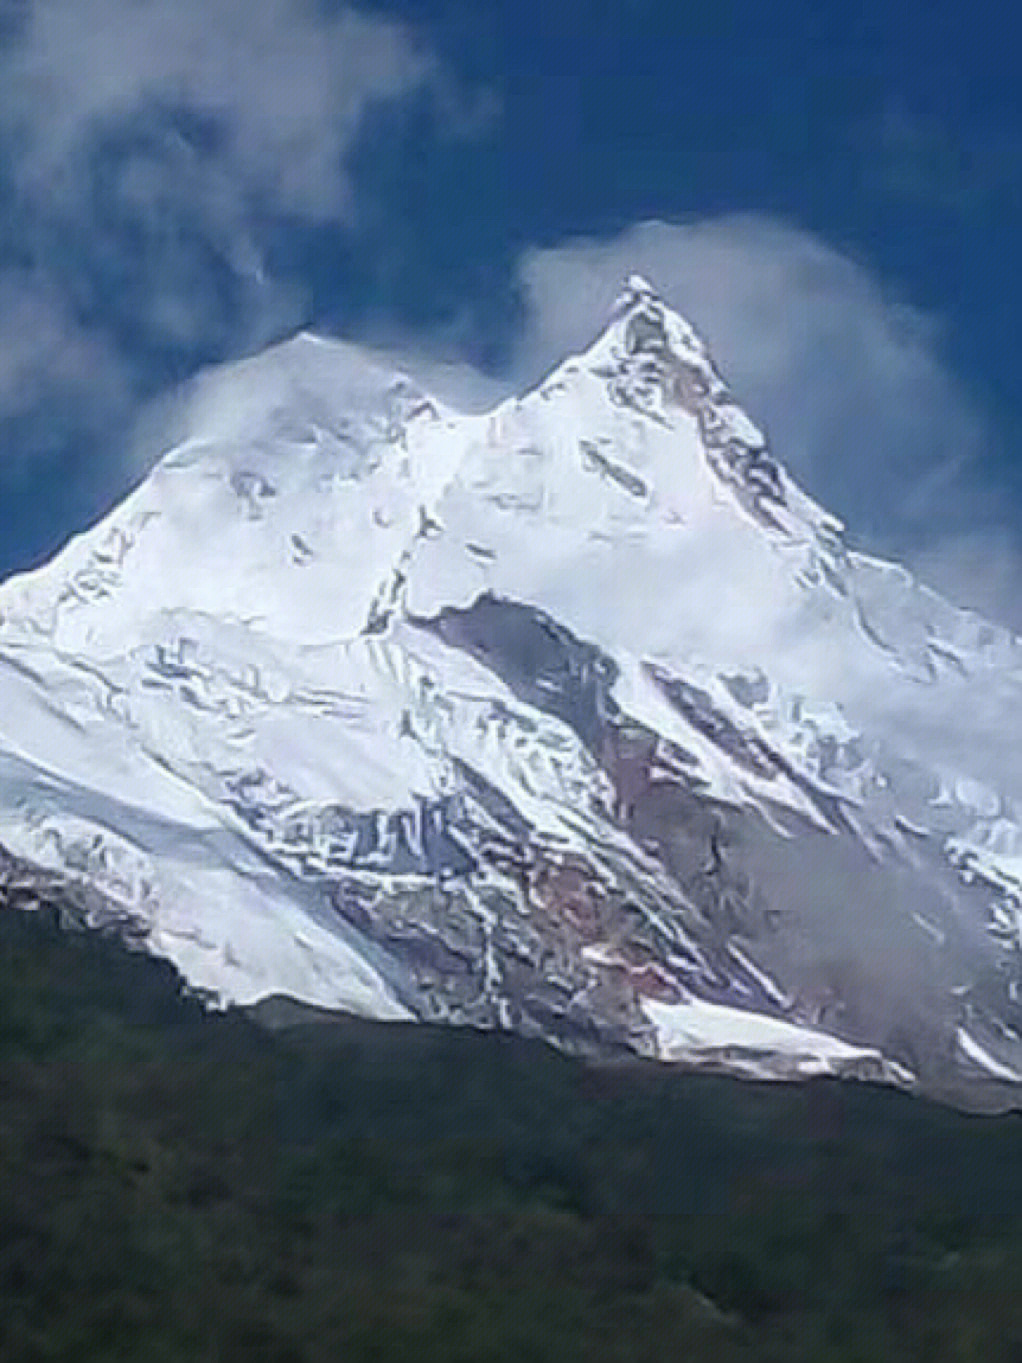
xmin=0 ymin=275 xmax=1020 ymax=1106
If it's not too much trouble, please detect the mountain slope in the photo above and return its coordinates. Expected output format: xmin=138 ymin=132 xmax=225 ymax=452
xmin=0 ymin=277 xmax=1019 ymax=1104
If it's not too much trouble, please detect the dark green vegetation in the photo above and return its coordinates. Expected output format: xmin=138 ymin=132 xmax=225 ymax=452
xmin=3 ymin=906 xmax=1022 ymax=1362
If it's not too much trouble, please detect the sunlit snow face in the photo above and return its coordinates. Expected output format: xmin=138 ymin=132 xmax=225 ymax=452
xmin=0 ymin=287 xmax=1019 ymax=1100
xmin=0 ymin=333 xmax=478 ymax=650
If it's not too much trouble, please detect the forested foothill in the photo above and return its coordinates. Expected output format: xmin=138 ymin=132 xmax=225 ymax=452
xmin=3 ymin=904 xmax=1022 ymax=1362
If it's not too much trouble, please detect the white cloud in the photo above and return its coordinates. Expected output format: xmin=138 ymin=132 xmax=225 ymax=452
xmin=515 ymin=218 xmax=990 ymax=538
xmin=0 ymin=276 xmax=118 ymax=412
xmin=3 ymin=0 xmax=433 ymax=217
xmin=912 ymin=530 xmax=1022 ymax=635
xmin=0 ymin=0 xmax=468 ymax=480
xmin=0 ymin=273 xmax=132 ymax=467
xmin=511 ymin=216 xmax=1021 ymax=631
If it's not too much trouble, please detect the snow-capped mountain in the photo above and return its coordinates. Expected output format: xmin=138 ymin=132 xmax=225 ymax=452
xmin=1 ymin=276 xmax=1020 ymax=1105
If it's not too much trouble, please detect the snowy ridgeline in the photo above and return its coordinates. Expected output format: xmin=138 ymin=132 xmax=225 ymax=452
xmin=0 ymin=279 xmax=1020 ymax=1102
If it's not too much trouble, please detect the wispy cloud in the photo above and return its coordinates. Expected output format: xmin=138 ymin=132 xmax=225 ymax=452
xmin=859 ymin=102 xmax=1022 ymax=214
xmin=3 ymin=0 xmax=433 ymax=217
xmin=0 ymin=270 xmax=134 ymax=476
xmin=0 ymin=0 xmax=476 ymax=487
xmin=0 ymin=272 xmax=126 ymax=417
xmin=911 ymin=530 xmax=1022 ymax=636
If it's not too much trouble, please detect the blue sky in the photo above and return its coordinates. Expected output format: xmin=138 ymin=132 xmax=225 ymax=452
xmin=0 ymin=0 xmax=1019 ymax=625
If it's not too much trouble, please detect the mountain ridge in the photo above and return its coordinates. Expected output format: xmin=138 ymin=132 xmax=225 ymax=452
xmin=0 ymin=278 xmax=1019 ymax=1106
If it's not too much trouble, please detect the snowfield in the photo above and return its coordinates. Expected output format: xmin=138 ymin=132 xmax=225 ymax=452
xmin=0 ymin=276 xmax=1019 ymax=1104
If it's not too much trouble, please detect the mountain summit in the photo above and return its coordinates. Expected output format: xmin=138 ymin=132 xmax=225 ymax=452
xmin=1 ymin=283 xmax=1020 ymax=1106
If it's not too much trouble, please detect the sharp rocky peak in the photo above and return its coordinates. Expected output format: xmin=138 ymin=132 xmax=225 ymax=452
xmin=553 ymin=275 xmax=797 ymax=533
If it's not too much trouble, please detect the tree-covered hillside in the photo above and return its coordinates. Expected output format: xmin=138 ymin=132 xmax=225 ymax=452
xmin=3 ymin=903 xmax=1022 ymax=1362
